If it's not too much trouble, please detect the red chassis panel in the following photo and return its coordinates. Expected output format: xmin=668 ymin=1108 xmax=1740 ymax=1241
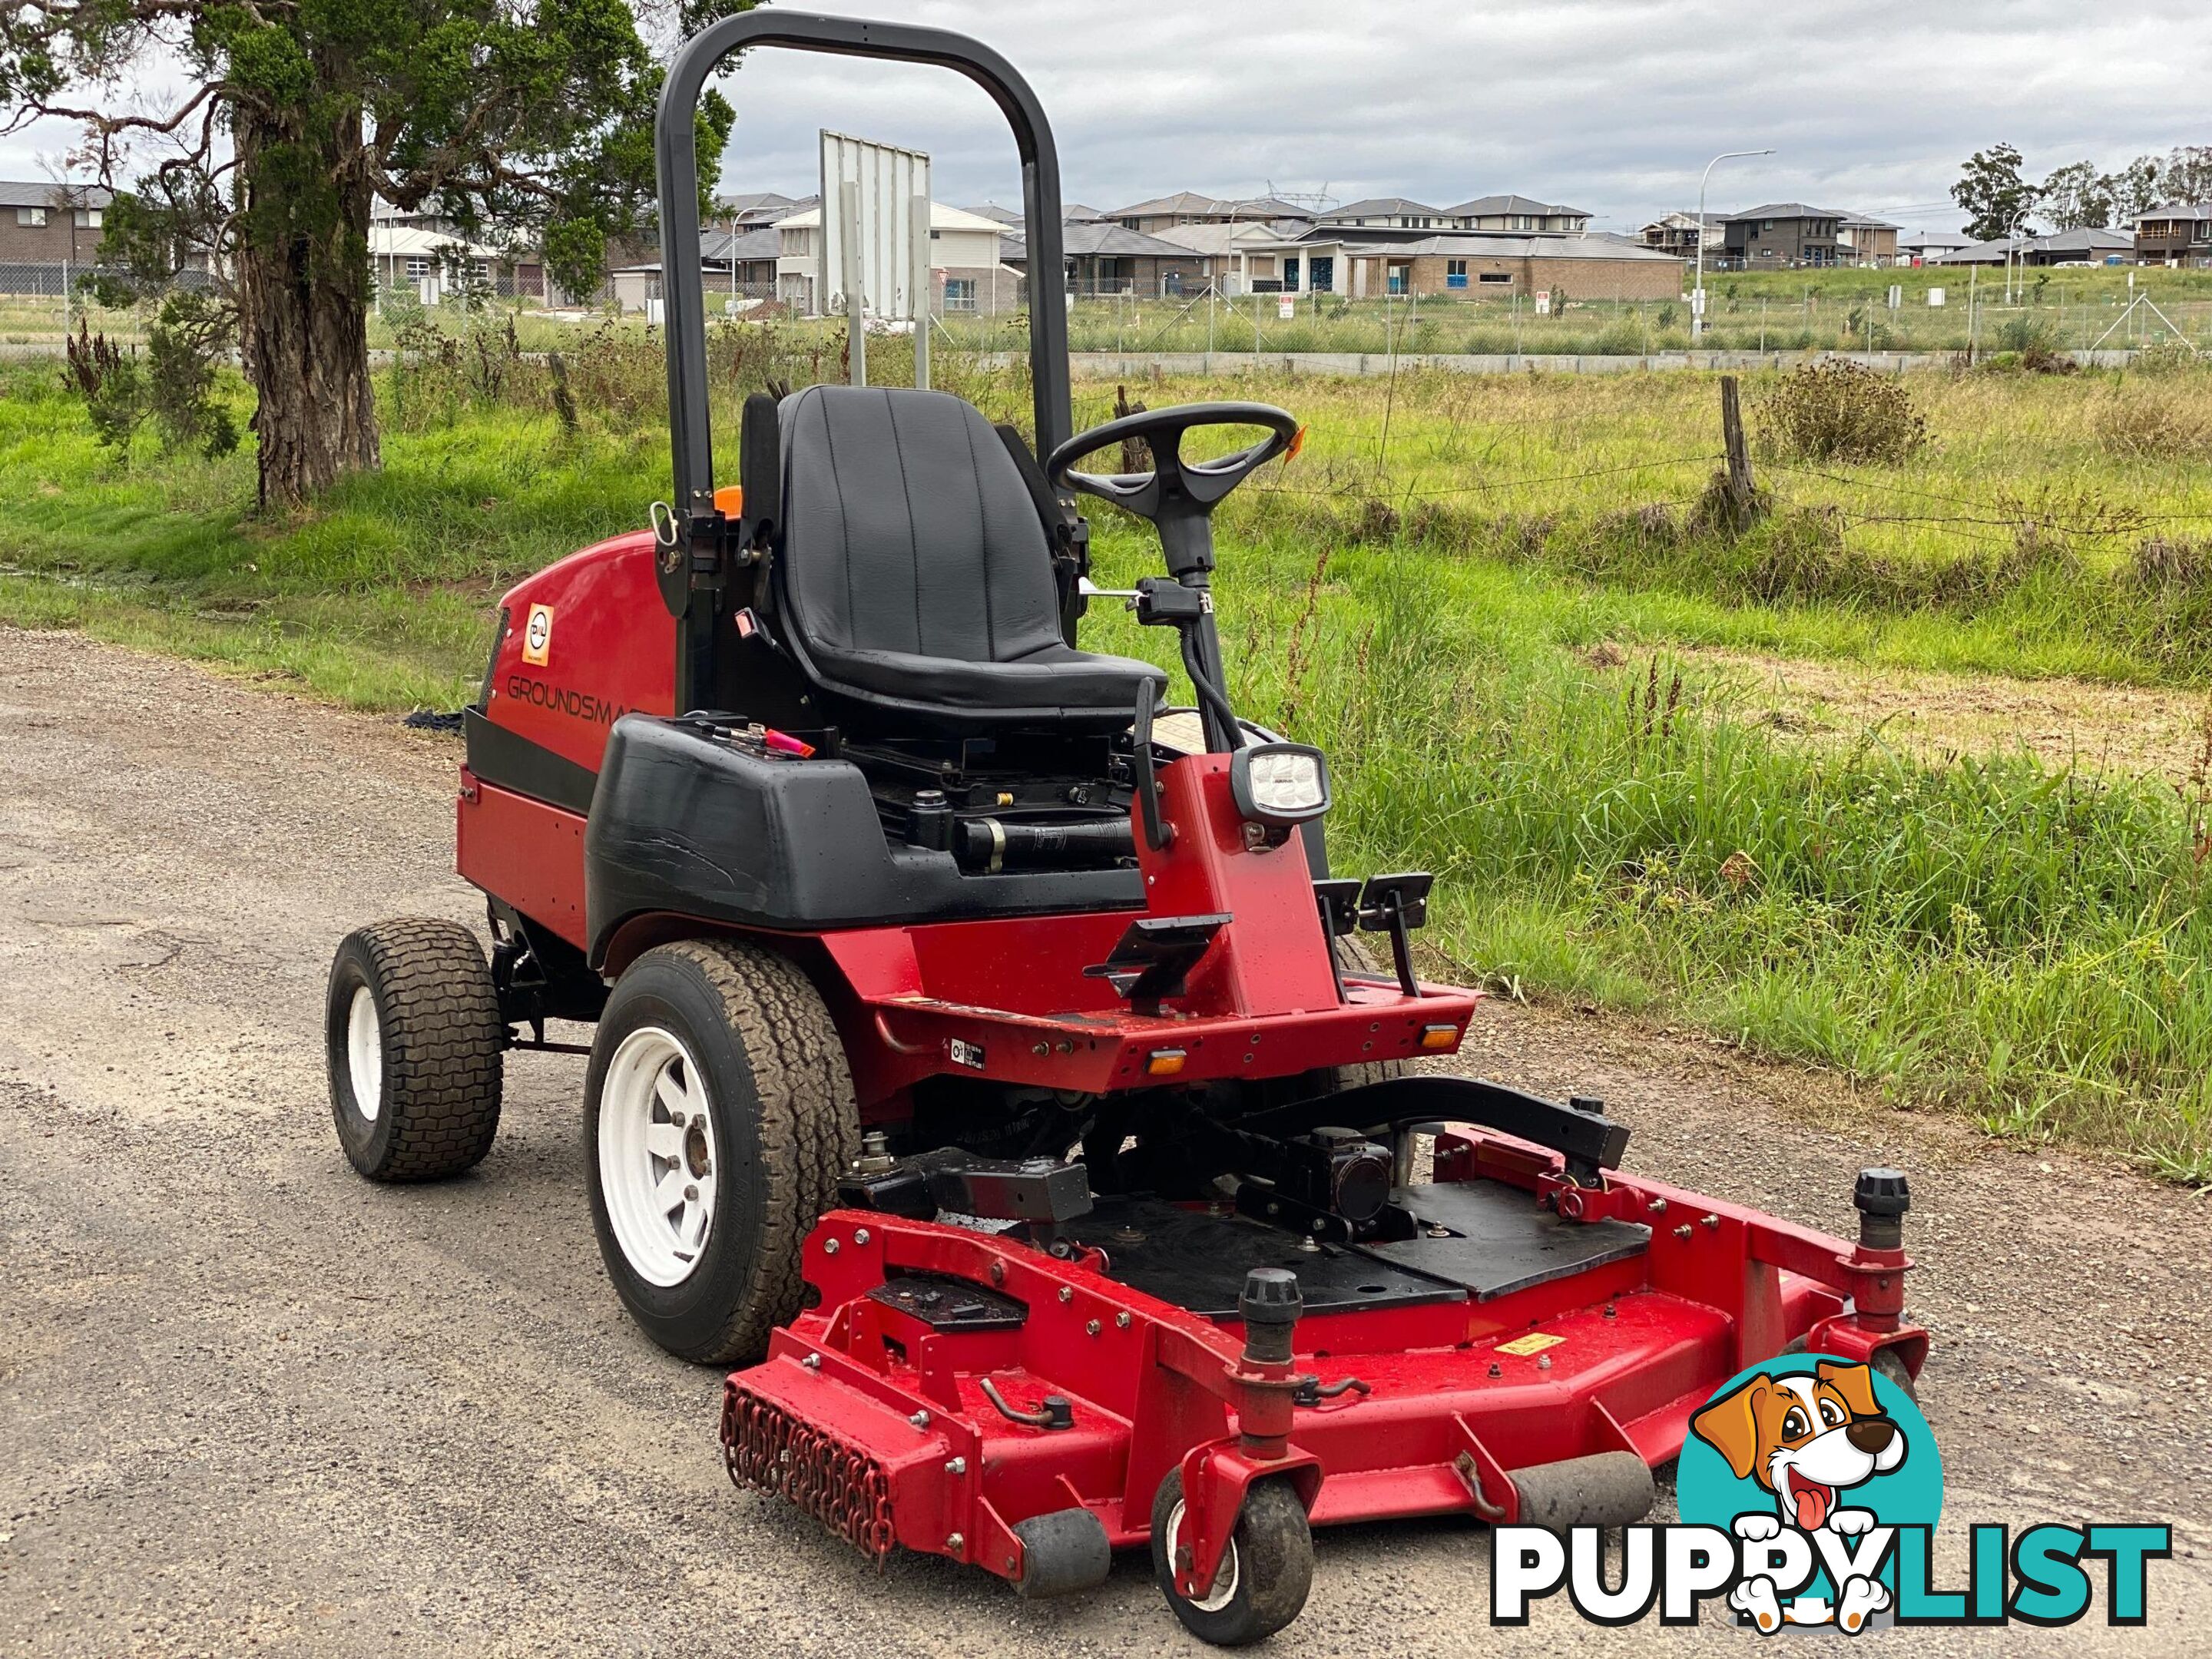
xmin=457 ymin=747 xmax=1481 ymax=1104
xmin=722 ymin=1127 xmax=1926 ymax=1594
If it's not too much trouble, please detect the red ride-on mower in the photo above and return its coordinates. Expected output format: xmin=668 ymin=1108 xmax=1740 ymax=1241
xmin=325 ymin=12 xmax=1927 ymax=1644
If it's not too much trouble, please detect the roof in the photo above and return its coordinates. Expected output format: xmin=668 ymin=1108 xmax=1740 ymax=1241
xmin=1339 ymin=233 xmax=1682 ymax=263
xmin=1064 ymin=203 xmax=1104 ymax=222
xmin=1722 ymin=203 xmax=1849 ymax=224
xmin=1899 ymin=230 xmax=1971 ymax=248
xmin=1641 ymin=210 xmax=1726 ymax=230
xmin=0 ymin=180 xmax=111 ymax=210
xmin=702 ymin=226 xmax=781 ymax=263
xmin=1321 ymin=197 xmax=1441 ymax=219
xmin=1060 ymin=221 xmax=1194 ymax=257
xmin=1147 ymin=221 xmax=1310 ymax=257
xmin=1104 ymin=190 xmax=1314 ymax=221
xmin=963 ymin=202 xmax=1024 ymax=225
xmin=1442 ymin=194 xmax=1589 ymax=219
xmin=2134 ymin=200 xmax=2212 ymax=222
xmin=773 ymin=200 xmax=1006 ymax=235
xmin=369 ymin=224 xmax=502 ymax=259
xmin=1926 ymin=226 xmax=2132 ymax=263
xmin=718 ymin=190 xmax=808 ymax=220
xmin=1839 ymin=215 xmax=1900 ymax=230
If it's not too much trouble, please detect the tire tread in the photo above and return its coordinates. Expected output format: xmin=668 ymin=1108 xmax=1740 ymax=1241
xmin=654 ymin=939 xmax=858 ymax=1365
xmin=333 ymin=918 xmax=505 ymax=1181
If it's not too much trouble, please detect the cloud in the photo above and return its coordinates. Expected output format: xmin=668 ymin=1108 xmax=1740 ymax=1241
xmin=4 ymin=0 xmax=2206 ymax=238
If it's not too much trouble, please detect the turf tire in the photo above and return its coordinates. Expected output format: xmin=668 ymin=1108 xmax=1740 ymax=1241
xmin=584 ymin=939 xmax=858 ymax=1366
xmin=326 ymin=919 xmax=505 ymax=1181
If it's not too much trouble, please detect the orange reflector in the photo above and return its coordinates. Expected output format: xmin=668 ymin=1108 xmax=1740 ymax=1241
xmin=1286 ymin=425 xmax=1307 ymax=461
xmin=1145 ymin=1048 xmax=1188 ymax=1077
xmin=1419 ymin=1024 xmax=1460 ymax=1051
xmin=714 ymin=484 xmax=744 ymax=516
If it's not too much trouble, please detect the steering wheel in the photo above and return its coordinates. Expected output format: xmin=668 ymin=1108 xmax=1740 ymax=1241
xmin=1045 ymin=402 xmax=1300 ymax=577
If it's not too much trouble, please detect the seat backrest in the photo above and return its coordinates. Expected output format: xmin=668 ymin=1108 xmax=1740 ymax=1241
xmin=778 ymin=385 xmax=1063 ymax=665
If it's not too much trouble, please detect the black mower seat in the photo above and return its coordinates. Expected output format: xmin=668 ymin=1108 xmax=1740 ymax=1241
xmin=776 ymin=385 xmax=1166 ymax=727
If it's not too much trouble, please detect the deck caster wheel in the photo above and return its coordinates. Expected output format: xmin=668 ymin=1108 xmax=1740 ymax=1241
xmin=326 ymin=919 xmax=505 ymax=1181
xmin=1150 ymin=1469 xmax=1313 ymax=1647
xmin=585 ymin=939 xmax=858 ymax=1366
xmin=1872 ymin=1345 xmax=1919 ymax=1402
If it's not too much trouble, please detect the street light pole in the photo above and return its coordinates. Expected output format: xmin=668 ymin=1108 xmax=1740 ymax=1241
xmin=2003 ymin=206 xmax=2035 ymax=305
xmin=1691 ymin=147 xmax=1776 ymax=343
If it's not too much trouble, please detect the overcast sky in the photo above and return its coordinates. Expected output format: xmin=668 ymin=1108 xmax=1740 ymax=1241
xmin=4 ymin=0 xmax=2207 ymax=234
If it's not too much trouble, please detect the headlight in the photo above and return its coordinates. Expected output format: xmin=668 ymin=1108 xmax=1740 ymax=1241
xmin=1230 ymin=742 xmax=1331 ymax=827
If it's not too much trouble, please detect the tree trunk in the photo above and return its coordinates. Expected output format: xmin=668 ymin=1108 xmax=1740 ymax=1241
xmin=234 ymin=102 xmax=379 ymax=508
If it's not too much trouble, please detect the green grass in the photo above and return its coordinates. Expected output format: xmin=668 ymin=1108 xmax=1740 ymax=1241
xmin=2 ymin=352 xmax=2207 ymax=1181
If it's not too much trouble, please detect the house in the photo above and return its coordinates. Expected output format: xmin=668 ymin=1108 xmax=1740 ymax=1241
xmin=1105 ymin=192 xmax=1315 ymax=233
xmin=717 ymin=190 xmax=813 ymax=228
xmin=773 ymin=200 xmax=1019 ymax=316
xmin=0 ymin=181 xmax=112 ymax=280
xmin=1146 ymin=221 xmax=1351 ymax=296
xmin=2134 ymin=202 xmax=2212 ymax=267
xmin=1836 ymin=215 xmax=1900 ymax=266
xmin=1336 ymin=233 xmax=1682 ymax=300
xmin=1927 ymin=227 xmax=2133 ymax=267
xmin=1898 ymin=231 xmax=1972 ymax=264
xmin=1012 ymin=220 xmax=1208 ymax=298
xmin=1314 ymin=197 xmax=1445 ymax=230
xmin=369 ymin=222 xmax=521 ymax=303
xmin=1717 ymin=204 xmax=1846 ymax=268
xmin=610 ymin=227 xmax=783 ymax=315
xmin=1638 ymin=211 xmax=1724 ymax=257
xmin=1443 ymin=194 xmax=1591 ymax=234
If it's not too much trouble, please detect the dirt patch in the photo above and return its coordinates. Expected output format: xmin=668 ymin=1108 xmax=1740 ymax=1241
xmin=1677 ymin=646 xmax=2212 ymax=784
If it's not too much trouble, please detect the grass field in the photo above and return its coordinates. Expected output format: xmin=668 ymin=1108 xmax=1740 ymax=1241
xmin=2 ymin=339 xmax=2208 ymax=1181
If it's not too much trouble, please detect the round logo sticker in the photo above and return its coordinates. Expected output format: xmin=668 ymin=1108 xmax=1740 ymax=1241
xmin=1677 ymin=1354 xmax=1941 ymax=1633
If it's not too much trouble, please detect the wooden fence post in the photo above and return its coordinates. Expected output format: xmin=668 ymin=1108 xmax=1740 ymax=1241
xmin=1719 ymin=373 xmax=1760 ymax=529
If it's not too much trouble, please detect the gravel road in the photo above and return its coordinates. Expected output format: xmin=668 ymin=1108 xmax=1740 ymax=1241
xmin=2 ymin=627 xmax=2207 ymax=1656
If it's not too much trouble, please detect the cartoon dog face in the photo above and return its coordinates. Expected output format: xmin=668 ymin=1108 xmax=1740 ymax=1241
xmin=1690 ymin=1361 xmax=1906 ymax=1532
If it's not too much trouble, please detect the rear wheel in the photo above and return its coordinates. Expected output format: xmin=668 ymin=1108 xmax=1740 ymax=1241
xmin=1150 ymin=1469 xmax=1313 ymax=1646
xmin=585 ymin=939 xmax=858 ymax=1364
xmin=326 ymin=919 xmax=505 ymax=1181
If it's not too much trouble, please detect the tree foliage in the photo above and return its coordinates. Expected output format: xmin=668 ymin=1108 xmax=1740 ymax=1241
xmin=2032 ymin=145 xmax=2212 ymax=234
xmin=3 ymin=0 xmax=753 ymax=502
xmin=1952 ymin=143 xmax=2035 ymax=242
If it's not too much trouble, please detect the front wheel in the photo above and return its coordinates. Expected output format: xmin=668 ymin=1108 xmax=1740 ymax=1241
xmin=584 ymin=939 xmax=858 ymax=1365
xmin=1150 ymin=1469 xmax=1314 ymax=1647
xmin=326 ymin=919 xmax=505 ymax=1181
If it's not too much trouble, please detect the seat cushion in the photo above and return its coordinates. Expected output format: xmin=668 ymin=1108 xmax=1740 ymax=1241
xmin=777 ymin=385 xmax=1164 ymax=724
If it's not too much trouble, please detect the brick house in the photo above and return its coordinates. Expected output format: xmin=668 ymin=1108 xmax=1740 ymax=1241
xmin=1442 ymin=194 xmax=1591 ymax=233
xmin=1836 ymin=216 xmax=1900 ymax=265
xmin=1104 ymin=192 xmax=1315 ymax=234
xmin=1718 ymin=204 xmax=1845 ymax=268
xmin=0 ymin=180 xmax=114 ymax=276
xmin=1338 ymin=233 xmax=1683 ymax=300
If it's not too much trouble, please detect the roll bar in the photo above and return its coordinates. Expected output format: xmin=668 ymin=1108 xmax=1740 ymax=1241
xmin=655 ymin=12 xmax=1072 ymax=531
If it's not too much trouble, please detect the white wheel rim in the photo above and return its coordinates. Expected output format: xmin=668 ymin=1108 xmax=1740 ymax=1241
xmin=346 ymin=985 xmax=383 ymax=1122
xmin=1166 ymin=1499 xmax=1241 ymax=1613
xmin=598 ymin=1026 xmax=719 ymax=1288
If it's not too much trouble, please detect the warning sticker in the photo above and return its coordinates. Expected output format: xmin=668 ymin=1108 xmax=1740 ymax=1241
xmin=1496 ymin=1332 xmax=1565 ymax=1356
xmin=522 ymin=603 xmax=555 ymax=666
xmin=949 ymin=1038 xmax=986 ymax=1069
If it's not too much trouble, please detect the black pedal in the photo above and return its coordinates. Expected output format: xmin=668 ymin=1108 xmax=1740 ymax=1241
xmin=1082 ymin=913 xmax=1230 ymax=1009
xmin=1356 ymin=873 xmax=1434 ymax=995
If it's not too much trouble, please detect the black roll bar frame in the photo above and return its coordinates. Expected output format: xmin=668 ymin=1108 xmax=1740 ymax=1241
xmin=654 ymin=12 xmax=1072 ymax=697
